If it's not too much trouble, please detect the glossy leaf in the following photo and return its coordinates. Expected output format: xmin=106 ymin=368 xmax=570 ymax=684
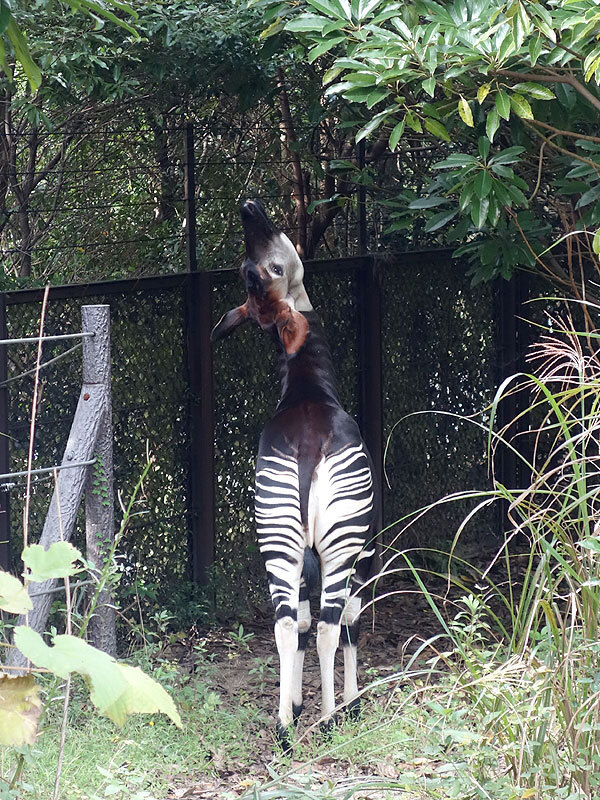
xmin=424 ymin=118 xmax=450 ymax=141
xmin=509 ymin=93 xmax=534 ymax=119
xmin=486 ymin=107 xmax=500 ymax=142
xmin=495 ymin=90 xmax=511 ymax=120
xmin=458 ymin=96 xmax=473 ymax=127
xmin=388 ymin=119 xmax=405 ymax=151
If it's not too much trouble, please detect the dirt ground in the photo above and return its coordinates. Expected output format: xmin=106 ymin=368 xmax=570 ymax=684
xmin=166 ymin=579 xmax=446 ymax=799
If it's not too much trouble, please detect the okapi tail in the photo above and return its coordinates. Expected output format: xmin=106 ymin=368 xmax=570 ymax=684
xmin=302 ymin=545 xmax=320 ymax=593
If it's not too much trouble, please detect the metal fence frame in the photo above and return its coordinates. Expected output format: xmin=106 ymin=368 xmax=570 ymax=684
xmin=0 ymin=253 xmax=527 ymax=578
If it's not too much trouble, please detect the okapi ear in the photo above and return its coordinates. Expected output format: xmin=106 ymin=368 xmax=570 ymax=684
xmin=210 ymin=304 xmax=249 ymax=342
xmin=275 ymin=307 xmax=309 ymax=355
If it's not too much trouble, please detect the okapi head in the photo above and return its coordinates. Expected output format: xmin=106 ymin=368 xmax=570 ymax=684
xmin=211 ymin=200 xmax=312 ymax=355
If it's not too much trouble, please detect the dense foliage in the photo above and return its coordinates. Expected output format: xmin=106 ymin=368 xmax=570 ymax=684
xmin=255 ymin=0 xmax=600 ymax=292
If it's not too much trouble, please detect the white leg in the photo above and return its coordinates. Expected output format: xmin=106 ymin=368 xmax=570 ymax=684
xmin=275 ymin=616 xmax=298 ymax=728
xmin=341 ymin=595 xmax=361 ymax=706
xmin=316 ymin=620 xmax=340 ymax=720
xmin=292 ymin=597 xmax=311 ymax=713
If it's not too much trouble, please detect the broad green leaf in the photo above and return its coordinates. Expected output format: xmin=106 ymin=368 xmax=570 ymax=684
xmin=0 ymin=2 xmax=11 ymax=37
xmin=389 ymin=119 xmax=405 ymax=151
xmin=486 ymin=107 xmax=500 ymax=143
xmin=0 ymin=675 xmax=41 ymax=746
xmin=512 ymin=82 xmax=555 ymax=100
xmin=459 ymin=183 xmax=474 ymax=212
xmin=103 ymin=664 xmax=181 ymax=727
xmin=433 ymin=154 xmax=479 ymax=169
xmin=528 ymin=35 xmax=543 ymax=66
xmin=22 ymin=542 xmax=83 ymax=582
xmin=576 ymin=183 xmax=600 ymax=209
xmin=422 ymin=76 xmax=436 ymax=97
xmin=285 ymin=15 xmax=327 ymax=32
xmin=357 ymin=0 xmax=384 ymax=21
xmin=405 ymin=110 xmax=422 ymax=133
xmin=477 ymin=83 xmax=491 ymax=104
xmin=424 ymin=118 xmax=450 ymax=141
xmin=474 ymin=170 xmax=492 ymax=200
xmin=489 ymin=146 xmax=525 ymax=164
xmin=307 ymin=36 xmax=346 ymax=62
xmin=0 ymin=571 xmax=32 ymax=614
xmin=458 ymin=96 xmax=473 ymax=127
xmin=423 ymin=209 xmax=457 ymax=232
xmin=306 ymin=0 xmax=348 ymax=20
xmin=14 ymin=628 xmax=182 ymax=728
xmin=6 ymin=19 xmax=41 ymax=92
xmin=509 ymin=93 xmax=534 ymax=119
xmin=471 ymin=195 xmax=489 ymax=229
xmin=366 ymin=88 xmax=391 ymax=108
xmin=408 ymin=196 xmax=448 ymax=209
xmin=593 ymin=229 xmax=600 ymax=255
xmin=355 ymin=107 xmax=394 ymax=142
xmin=478 ymin=137 xmax=491 ymax=160
xmin=495 ymin=90 xmax=511 ymax=120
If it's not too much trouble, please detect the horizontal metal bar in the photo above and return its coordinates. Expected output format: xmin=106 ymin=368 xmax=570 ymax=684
xmin=0 ymin=458 xmax=96 ymax=484
xmin=0 ymin=332 xmax=94 ymax=346
xmin=0 ymin=341 xmax=83 ymax=388
xmin=1 ymin=251 xmax=456 ymax=306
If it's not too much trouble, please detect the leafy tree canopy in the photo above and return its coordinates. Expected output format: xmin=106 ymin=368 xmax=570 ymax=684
xmin=255 ymin=0 xmax=600 ymax=291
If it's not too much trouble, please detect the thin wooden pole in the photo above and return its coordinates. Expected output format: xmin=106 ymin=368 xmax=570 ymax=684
xmin=83 ymin=305 xmax=116 ymax=657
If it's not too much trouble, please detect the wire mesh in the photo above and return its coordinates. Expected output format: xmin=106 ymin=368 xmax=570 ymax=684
xmin=4 ymin=254 xmax=502 ymax=619
xmin=381 ymin=254 xmax=498 ymax=563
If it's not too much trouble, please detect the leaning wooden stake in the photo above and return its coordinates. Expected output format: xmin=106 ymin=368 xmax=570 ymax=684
xmin=10 ymin=305 xmax=115 ymax=666
xmin=82 ymin=305 xmax=116 ymax=656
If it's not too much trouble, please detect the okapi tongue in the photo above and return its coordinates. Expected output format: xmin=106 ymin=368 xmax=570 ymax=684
xmin=241 ymin=199 xmax=278 ymax=256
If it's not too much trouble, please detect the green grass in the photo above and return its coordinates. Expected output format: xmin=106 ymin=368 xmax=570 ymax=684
xmin=13 ymin=671 xmax=269 ymax=800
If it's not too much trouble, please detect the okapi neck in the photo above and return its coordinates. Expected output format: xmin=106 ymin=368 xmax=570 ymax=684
xmin=275 ymin=312 xmax=340 ymax=410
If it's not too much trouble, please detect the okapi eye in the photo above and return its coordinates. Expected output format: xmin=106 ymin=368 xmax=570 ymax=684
xmin=271 ymin=264 xmax=283 ymax=276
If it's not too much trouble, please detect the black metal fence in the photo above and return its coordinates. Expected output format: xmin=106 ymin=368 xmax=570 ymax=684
xmin=0 ymin=252 xmax=519 ymax=615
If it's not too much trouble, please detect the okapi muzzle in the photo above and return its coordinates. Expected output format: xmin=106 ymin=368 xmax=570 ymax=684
xmin=210 ymin=199 xmax=309 ymax=355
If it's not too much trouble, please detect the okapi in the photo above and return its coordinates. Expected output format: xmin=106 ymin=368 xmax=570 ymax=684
xmin=211 ymin=199 xmax=377 ymax=747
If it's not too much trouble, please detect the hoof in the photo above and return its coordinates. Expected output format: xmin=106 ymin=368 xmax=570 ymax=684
xmin=345 ymin=697 xmax=361 ymax=720
xmin=319 ymin=714 xmax=338 ymax=739
xmin=276 ymin=721 xmax=293 ymax=754
xmin=292 ymin=702 xmax=304 ymax=725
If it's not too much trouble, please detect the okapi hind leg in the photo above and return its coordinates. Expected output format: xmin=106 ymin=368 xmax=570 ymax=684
xmin=340 ymin=594 xmax=362 ymax=718
xmin=292 ymin=574 xmax=311 ymax=724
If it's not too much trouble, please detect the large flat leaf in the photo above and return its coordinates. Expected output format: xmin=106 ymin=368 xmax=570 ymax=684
xmin=103 ymin=664 xmax=181 ymax=727
xmin=22 ymin=542 xmax=83 ymax=582
xmin=0 ymin=674 xmax=41 ymax=746
xmin=0 ymin=571 xmax=32 ymax=614
xmin=14 ymin=628 xmax=181 ymax=727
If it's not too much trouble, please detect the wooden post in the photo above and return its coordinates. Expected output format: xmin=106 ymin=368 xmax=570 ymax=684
xmin=0 ymin=294 xmax=10 ymax=570
xmin=83 ymin=305 xmax=116 ymax=657
xmin=9 ymin=305 xmax=110 ymax=667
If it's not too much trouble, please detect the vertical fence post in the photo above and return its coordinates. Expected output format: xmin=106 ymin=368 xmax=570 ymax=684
xmin=358 ymin=256 xmax=384 ymax=534
xmin=83 ymin=304 xmax=116 ymax=657
xmin=184 ymin=121 xmax=198 ymax=274
xmin=186 ymin=272 xmax=215 ymax=585
xmin=0 ymin=294 xmax=10 ymax=570
xmin=357 ymin=141 xmax=367 ymax=256
xmin=496 ymin=270 xmax=529 ymax=536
